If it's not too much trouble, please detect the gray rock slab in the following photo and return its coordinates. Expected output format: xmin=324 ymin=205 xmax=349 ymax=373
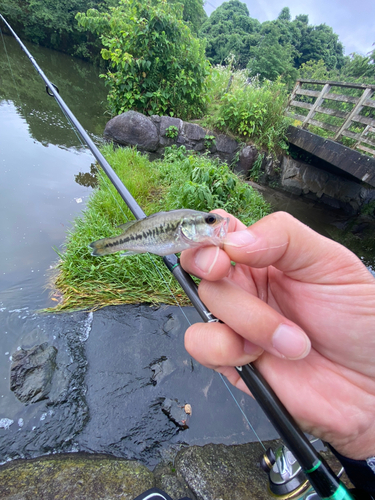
xmin=10 ymin=343 xmax=57 ymax=404
xmin=0 ymin=454 xmax=154 ymax=500
xmin=182 ymin=122 xmax=206 ymax=141
xmin=175 ymin=442 xmax=270 ymax=500
xmin=104 ymin=111 xmax=159 ymax=152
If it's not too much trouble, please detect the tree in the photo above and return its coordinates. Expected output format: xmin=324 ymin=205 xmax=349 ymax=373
xmin=199 ymin=0 xmax=261 ymax=68
xmin=169 ymin=0 xmax=207 ymax=33
xmin=278 ymin=7 xmax=291 ymax=22
xmin=247 ymin=26 xmax=298 ymax=87
xmin=77 ymin=0 xmax=210 ymax=118
xmin=0 ymin=0 xmax=116 ymax=58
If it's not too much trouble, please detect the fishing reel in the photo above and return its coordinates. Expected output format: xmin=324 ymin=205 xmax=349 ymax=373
xmin=259 ymin=439 xmax=326 ymax=499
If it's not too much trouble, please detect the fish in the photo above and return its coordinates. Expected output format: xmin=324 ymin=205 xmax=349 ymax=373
xmin=89 ymin=209 xmax=229 ymax=257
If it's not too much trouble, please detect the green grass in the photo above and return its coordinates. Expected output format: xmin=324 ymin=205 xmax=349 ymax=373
xmin=199 ymin=66 xmax=291 ymax=156
xmin=50 ymin=145 xmax=271 ymax=311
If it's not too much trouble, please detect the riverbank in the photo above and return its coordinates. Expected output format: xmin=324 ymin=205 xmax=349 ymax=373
xmin=0 ymin=440 xmax=351 ymax=500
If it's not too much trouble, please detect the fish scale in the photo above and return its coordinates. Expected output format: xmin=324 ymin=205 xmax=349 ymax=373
xmin=89 ymin=209 xmax=229 ymax=257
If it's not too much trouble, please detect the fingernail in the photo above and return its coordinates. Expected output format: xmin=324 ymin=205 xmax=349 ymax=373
xmin=194 ymin=246 xmax=220 ymax=274
xmin=225 ymin=230 xmax=257 ymax=247
xmin=272 ymin=324 xmax=311 ymax=360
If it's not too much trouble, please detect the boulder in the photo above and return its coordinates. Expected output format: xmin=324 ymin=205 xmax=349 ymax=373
xmin=104 ymin=111 xmax=159 ymax=152
xmin=234 ymin=145 xmax=258 ymax=177
xmin=10 ymin=343 xmax=57 ymax=404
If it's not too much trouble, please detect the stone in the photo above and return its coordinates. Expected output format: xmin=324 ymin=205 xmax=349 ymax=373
xmin=10 ymin=343 xmax=57 ymax=404
xmin=0 ymin=454 xmax=154 ymax=500
xmin=215 ymin=135 xmax=238 ymax=155
xmin=154 ymin=461 xmax=196 ymax=500
xmin=182 ymin=122 xmax=206 ymax=142
xmin=234 ymin=145 xmax=258 ymax=177
xmin=175 ymin=442 xmax=271 ymax=500
xmin=160 ymin=116 xmax=183 ymax=137
xmin=281 ymin=158 xmax=303 ymax=195
xmin=104 ymin=111 xmax=159 ymax=152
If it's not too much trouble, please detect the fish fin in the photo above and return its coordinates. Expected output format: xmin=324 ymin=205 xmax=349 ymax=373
xmin=118 ymin=250 xmax=141 ymax=258
xmin=116 ymin=220 xmax=139 ymax=231
xmin=88 ymin=238 xmax=118 ymax=257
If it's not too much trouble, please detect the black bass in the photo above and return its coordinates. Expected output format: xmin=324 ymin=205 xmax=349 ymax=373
xmin=89 ymin=209 xmax=229 ymax=257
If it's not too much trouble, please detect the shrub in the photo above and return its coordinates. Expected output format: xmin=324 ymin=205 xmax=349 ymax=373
xmin=76 ymin=0 xmax=210 ymax=119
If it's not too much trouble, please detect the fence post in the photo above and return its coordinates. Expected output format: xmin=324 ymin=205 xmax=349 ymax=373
xmin=334 ymin=87 xmax=374 ymax=141
xmin=302 ymin=83 xmax=331 ymax=128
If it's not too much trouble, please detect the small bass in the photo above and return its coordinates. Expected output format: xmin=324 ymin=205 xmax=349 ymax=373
xmin=89 ymin=209 xmax=229 ymax=257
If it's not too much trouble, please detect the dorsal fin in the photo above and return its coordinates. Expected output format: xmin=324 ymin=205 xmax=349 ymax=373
xmin=116 ymin=220 xmax=139 ymax=231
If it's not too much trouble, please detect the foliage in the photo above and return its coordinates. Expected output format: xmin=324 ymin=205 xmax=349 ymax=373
xmin=249 ymin=152 xmax=264 ymax=182
xmin=76 ymin=0 xmax=210 ymax=119
xmin=52 ymin=144 xmax=270 ymax=310
xmin=199 ymin=0 xmax=345 ymax=76
xmin=204 ymin=135 xmax=216 ymax=149
xmin=247 ymin=26 xmax=298 ymax=88
xmin=203 ymin=67 xmax=290 ymax=155
xmin=168 ymin=0 xmax=207 ymax=33
xmin=298 ymin=59 xmax=337 ymax=80
xmin=0 ymin=0 xmax=115 ymax=59
xmin=199 ymin=0 xmax=261 ymax=68
xmin=165 ymin=125 xmax=179 ymax=139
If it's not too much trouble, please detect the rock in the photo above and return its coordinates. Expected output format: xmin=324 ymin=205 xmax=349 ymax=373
xmin=175 ymin=442 xmax=271 ymax=500
xmin=215 ymin=134 xmax=238 ymax=155
xmin=10 ymin=343 xmax=57 ymax=404
xmin=154 ymin=461 xmax=196 ymax=500
xmin=234 ymin=145 xmax=258 ymax=177
xmin=161 ymin=398 xmax=189 ymax=429
xmin=182 ymin=122 xmax=206 ymax=142
xmin=104 ymin=111 xmax=159 ymax=152
xmin=0 ymin=454 xmax=154 ymax=500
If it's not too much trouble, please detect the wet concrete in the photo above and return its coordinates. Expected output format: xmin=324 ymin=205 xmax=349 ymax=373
xmin=0 ymin=304 xmax=278 ymax=467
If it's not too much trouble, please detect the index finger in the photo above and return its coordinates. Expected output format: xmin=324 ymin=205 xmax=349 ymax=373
xmin=224 ymin=211 xmax=372 ymax=284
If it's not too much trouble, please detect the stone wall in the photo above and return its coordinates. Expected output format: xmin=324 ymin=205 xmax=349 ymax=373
xmin=104 ymin=111 xmax=375 ymax=214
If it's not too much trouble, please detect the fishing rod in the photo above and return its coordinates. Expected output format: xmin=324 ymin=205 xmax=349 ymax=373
xmin=0 ymin=15 xmax=354 ymax=499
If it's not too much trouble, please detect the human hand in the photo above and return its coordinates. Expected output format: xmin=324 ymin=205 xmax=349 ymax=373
xmin=180 ymin=210 xmax=375 ymax=460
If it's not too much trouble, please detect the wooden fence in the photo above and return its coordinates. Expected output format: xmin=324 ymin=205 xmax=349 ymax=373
xmin=287 ymin=79 xmax=375 ymax=157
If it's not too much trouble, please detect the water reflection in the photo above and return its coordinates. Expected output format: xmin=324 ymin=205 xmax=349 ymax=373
xmin=75 ymin=163 xmax=98 ymax=188
xmin=0 ymin=33 xmax=108 ymax=148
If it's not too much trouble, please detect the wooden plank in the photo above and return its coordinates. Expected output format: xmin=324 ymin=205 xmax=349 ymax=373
xmin=315 ymin=106 xmax=347 ymax=119
xmin=340 ymin=130 xmax=375 ymax=147
xmin=351 ymin=114 xmax=375 ymax=127
xmin=298 ymin=79 xmax=375 ymax=90
xmin=356 ymin=144 xmax=375 ymax=156
xmin=334 ymin=88 xmax=374 ymax=140
xmin=286 ymin=111 xmax=308 ymax=122
xmin=341 ymin=129 xmax=362 ymax=141
xmin=287 ymin=125 xmax=375 ymax=187
xmin=302 ymin=83 xmax=331 ymax=127
xmin=287 ymin=81 xmax=301 ymax=106
xmin=289 ymin=100 xmax=312 ymax=110
xmin=364 ymin=98 xmax=375 ymax=109
xmin=308 ymin=119 xmax=338 ymax=133
xmin=295 ymin=88 xmax=320 ymax=98
xmin=323 ymin=93 xmax=359 ymax=104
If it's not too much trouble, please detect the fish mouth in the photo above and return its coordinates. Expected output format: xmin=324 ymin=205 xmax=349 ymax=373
xmin=214 ymin=217 xmax=230 ymax=240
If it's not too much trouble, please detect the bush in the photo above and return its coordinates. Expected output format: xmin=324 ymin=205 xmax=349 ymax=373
xmin=52 ymin=144 xmax=270 ymax=310
xmin=76 ymin=0 xmax=211 ymax=119
xmin=204 ymin=67 xmax=291 ymax=155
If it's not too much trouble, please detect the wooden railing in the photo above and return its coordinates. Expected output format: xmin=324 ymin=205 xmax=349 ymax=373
xmin=287 ymin=79 xmax=375 ymax=157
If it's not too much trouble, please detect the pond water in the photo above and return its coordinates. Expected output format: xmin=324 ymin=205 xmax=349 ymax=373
xmin=0 ymin=33 xmax=374 ymax=468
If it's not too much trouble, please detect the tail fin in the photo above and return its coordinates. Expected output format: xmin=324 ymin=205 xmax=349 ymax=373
xmin=88 ymin=238 xmax=114 ymax=257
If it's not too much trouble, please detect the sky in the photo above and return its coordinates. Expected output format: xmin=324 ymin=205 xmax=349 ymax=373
xmin=204 ymin=0 xmax=375 ymax=57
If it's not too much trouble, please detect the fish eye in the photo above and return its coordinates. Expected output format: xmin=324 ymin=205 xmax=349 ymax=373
xmin=205 ymin=215 xmax=217 ymax=225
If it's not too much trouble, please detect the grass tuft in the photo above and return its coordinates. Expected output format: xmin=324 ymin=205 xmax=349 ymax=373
xmin=49 ymin=145 xmax=270 ymax=311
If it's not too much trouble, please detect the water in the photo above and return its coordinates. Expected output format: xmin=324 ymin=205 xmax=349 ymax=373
xmin=0 ymin=33 xmax=374 ymax=467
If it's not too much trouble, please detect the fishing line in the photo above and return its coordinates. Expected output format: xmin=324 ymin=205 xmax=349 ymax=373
xmin=57 ymin=97 xmax=266 ymax=447
xmin=2 ymin=14 xmax=355 ymax=498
